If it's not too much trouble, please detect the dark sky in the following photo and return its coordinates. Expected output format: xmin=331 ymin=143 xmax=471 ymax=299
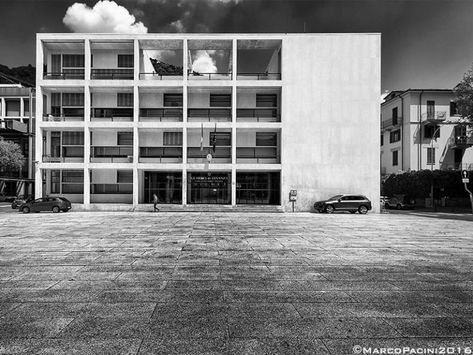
xmin=0 ymin=0 xmax=472 ymax=91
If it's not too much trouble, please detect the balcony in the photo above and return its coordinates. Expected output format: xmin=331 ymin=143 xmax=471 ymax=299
xmin=91 ymin=69 xmax=134 ymax=80
xmin=448 ymin=135 xmax=473 ymax=149
xmin=90 ymin=146 xmax=133 ymax=163
xmin=422 ymin=111 xmax=447 ymax=124
xmin=0 ymin=119 xmax=28 ymax=134
xmin=139 ymin=146 xmax=182 ymax=163
xmin=236 ymin=147 xmax=280 ymax=163
xmin=43 ymin=69 xmax=85 ymax=80
xmin=91 ymin=108 xmax=133 ymax=122
xmin=187 ymin=108 xmax=231 ymax=122
xmin=43 ymin=108 xmax=85 ymax=122
xmin=187 ymin=146 xmax=231 ymax=163
xmin=42 ymin=147 xmax=84 ymax=163
xmin=139 ymin=108 xmax=182 ymax=122
xmin=381 ymin=117 xmax=402 ymax=130
xmin=236 ymin=108 xmax=280 ymax=122
xmin=139 ymin=72 xmax=183 ymax=80
xmin=188 ymin=71 xmax=232 ymax=80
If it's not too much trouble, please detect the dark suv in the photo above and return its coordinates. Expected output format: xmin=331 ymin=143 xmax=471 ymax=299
xmin=314 ymin=194 xmax=372 ymax=214
xmin=19 ymin=197 xmax=72 ymax=214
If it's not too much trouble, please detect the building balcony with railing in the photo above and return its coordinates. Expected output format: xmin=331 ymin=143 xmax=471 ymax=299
xmin=42 ymin=90 xmax=85 ymax=122
xmin=90 ymin=40 xmax=134 ymax=80
xmin=42 ymin=130 xmax=84 ymax=163
xmin=381 ymin=116 xmax=403 ymax=130
xmin=90 ymin=169 xmax=133 ymax=203
xmin=41 ymin=40 xmax=85 ymax=80
xmin=139 ymin=129 xmax=183 ymax=163
xmin=188 ymin=89 xmax=232 ymax=122
xmin=139 ymin=89 xmax=183 ymax=122
xmin=139 ymin=39 xmax=184 ymax=81
xmin=236 ymin=129 xmax=280 ymax=164
xmin=237 ymin=40 xmax=281 ymax=80
xmin=187 ymin=40 xmax=232 ymax=81
xmin=90 ymin=130 xmax=133 ymax=163
xmin=45 ymin=169 xmax=84 ymax=203
xmin=422 ymin=111 xmax=447 ymax=124
xmin=90 ymin=90 xmax=134 ymax=122
xmin=237 ymin=88 xmax=281 ymax=122
xmin=187 ymin=128 xmax=232 ymax=163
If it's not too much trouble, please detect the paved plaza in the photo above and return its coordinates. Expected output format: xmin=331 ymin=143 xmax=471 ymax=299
xmin=0 ymin=211 xmax=472 ymax=354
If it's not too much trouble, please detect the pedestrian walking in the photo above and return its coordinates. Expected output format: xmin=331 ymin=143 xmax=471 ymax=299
xmin=153 ymin=193 xmax=160 ymax=212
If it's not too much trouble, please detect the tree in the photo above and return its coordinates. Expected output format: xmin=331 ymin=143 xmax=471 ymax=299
xmin=0 ymin=138 xmax=25 ymax=172
xmin=453 ymin=64 xmax=473 ymax=124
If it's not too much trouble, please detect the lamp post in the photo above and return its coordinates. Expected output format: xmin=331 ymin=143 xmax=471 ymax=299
xmin=430 ymin=125 xmax=442 ymax=211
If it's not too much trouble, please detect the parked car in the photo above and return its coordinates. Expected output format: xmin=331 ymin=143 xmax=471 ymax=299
xmin=19 ymin=197 xmax=72 ymax=214
xmin=0 ymin=192 xmax=16 ymax=203
xmin=11 ymin=195 xmax=33 ymax=209
xmin=314 ymin=194 xmax=372 ymax=214
xmin=384 ymin=196 xmax=415 ymax=210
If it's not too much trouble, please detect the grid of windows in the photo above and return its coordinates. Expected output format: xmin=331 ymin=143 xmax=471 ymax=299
xmin=62 ymin=93 xmax=84 ymax=106
xmin=62 ymin=132 xmax=84 ymax=145
xmin=117 ymin=170 xmax=133 ymax=183
xmin=163 ymin=132 xmax=183 ymax=146
xmin=117 ymin=93 xmax=133 ymax=107
xmin=117 ymin=132 xmax=133 ymax=145
xmin=210 ymin=94 xmax=231 ymax=107
xmin=209 ymin=132 xmax=231 ymax=146
xmin=62 ymin=55 xmax=85 ymax=68
xmin=389 ymin=129 xmax=401 ymax=143
xmin=256 ymin=132 xmax=277 ymax=146
xmin=164 ymin=94 xmax=183 ymax=107
xmin=256 ymin=94 xmax=277 ymax=107
xmin=5 ymin=99 xmax=20 ymax=116
xmin=118 ymin=54 xmax=134 ymax=68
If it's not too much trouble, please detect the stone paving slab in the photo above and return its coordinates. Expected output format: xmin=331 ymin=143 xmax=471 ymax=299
xmin=0 ymin=211 xmax=473 ymax=354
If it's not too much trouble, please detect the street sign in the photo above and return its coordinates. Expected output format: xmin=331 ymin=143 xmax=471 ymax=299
xmin=463 ymin=178 xmax=470 ymax=184
xmin=290 ymin=190 xmax=297 ymax=197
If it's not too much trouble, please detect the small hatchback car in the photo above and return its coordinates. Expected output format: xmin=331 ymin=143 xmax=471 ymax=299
xmin=19 ymin=197 xmax=72 ymax=214
xmin=314 ymin=194 xmax=372 ymax=214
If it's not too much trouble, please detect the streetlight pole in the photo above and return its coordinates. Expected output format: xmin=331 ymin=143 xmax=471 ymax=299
xmin=430 ymin=126 xmax=441 ymax=211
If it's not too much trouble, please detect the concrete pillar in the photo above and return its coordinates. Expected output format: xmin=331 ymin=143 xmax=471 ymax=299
xmin=182 ymin=83 xmax=188 ymax=205
xmin=134 ymin=39 xmax=139 ymax=81
xmin=83 ymin=167 xmax=90 ymax=206
xmin=84 ymin=39 xmax=91 ymax=80
xmin=83 ymin=84 xmax=90 ymax=206
xmin=34 ymin=86 xmax=43 ymax=199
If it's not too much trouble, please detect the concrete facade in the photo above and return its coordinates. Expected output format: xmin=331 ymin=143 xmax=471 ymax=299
xmin=36 ymin=33 xmax=380 ymax=212
xmin=381 ymin=89 xmax=473 ymax=176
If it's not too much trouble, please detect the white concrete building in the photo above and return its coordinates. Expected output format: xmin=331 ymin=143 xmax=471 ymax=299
xmin=381 ymin=89 xmax=473 ymax=176
xmin=35 ymin=33 xmax=380 ymax=212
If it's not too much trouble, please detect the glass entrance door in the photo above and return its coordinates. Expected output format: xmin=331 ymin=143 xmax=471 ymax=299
xmin=188 ymin=172 xmax=231 ymax=204
xmin=144 ymin=171 xmax=182 ymax=204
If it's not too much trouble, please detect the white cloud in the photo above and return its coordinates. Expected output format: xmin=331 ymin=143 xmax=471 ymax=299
xmin=63 ymin=1 xmax=148 ymax=34
xmin=192 ymin=51 xmax=217 ymax=74
xmin=169 ymin=19 xmax=186 ymax=33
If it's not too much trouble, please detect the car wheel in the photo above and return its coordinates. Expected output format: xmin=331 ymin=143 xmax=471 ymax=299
xmin=396 ymin=204 xmax=402 ymax=210
xmin=52 ymin=206 xmax=60 ymax=213
xmin=358 ymin=205 xmax=368 ymax=214
xmin=325 ymin=205 xmax=335 ymax=214
xmin=22 ymin=207 xmax=30 ymax=214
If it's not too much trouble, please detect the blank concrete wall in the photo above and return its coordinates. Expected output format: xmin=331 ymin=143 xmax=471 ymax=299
xmin=281 ymin=34 xmax=381 ymax=212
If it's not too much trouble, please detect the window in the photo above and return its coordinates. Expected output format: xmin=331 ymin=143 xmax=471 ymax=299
xmin=117 ymin=93 xmax=133 ymax=107
xmin=209 ymin=132 xmax=231 ymax=146
xmin=163 ymin=94 xmax=183 ymax=107
xmin=51 ymin=170 xmax=61 ymax=193
xmin=5 ymin=99 xmax=20 ymax=116
xmin=118 ymin=54 xmax=134 ymax=68
xmin=427 ymin=147 xmax=435 ymax=165
xmin=117 ymin=132 xmax=133 ymax=145
xmin=381 ymin=133 xmax=384 ymax=146
xmin=392 ymin=150 xmax=398 ymax=166
xmin=450 ymin=101 xmax=459 ymax=116
xmin=210 ymin=94 xmax=231 ymax=107
xmin=427 ymin=100 xmax=435 ymax=119
xmin=24 ymin=100 xmax=30 ymax=116
xmin=62 ymin=171 xmax=83 ymax=183
xmin=424 ymin=125 xmax=440 ymax=139
xmin=62 ymin=54 xmax=84 ymax=68
xmin=392 ymin=107 xmax=398 ymax=126
xmin=62 ymin=132 xmax=84 ymax=145
xmin=389 ymin=129 xmax=400 ymax=143
xmin=256 ymin=132 xmax=277 ymax=146
xmin=117 ymin=170 xmax=133 ymax=183
xmin=62 ymin=93 xmax=84 ymax=107
xmin=256 ymin=94 xmax=277 ymax=107
xmin=163 ymin=132 xmax=183 ymax=146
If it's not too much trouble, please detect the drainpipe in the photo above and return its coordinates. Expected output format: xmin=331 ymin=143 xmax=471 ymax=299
xmin=400 ymin=95 xmax=404 ymax=171
xmin=418 ymin=90 xmax=424 ymax=170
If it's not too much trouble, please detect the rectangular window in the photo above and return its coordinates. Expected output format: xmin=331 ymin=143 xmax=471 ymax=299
xmin=392 ymin=150 xmax=398 ymax=166
xmin=381 ymin=133 xmax=384 ymax=146
xmin=209 ymin=132 xmax=231 ymax=146
xmin=256 ymin=94 xmax=277 ymax=107
xmin=163 ymin=132 xmax=183 ymax=146
xmin=62 ymin=54 xmax=85 ymax=68
xmin=62 ymin=93 xmax=84 ymax=106
xmin=51 ymin=170 xmax=61 ymax=193
xmin=117 ymin=93 xmax=133 ymax=107
xmin=450 ymin=101 xmax=458 ymax=116
xmin=5 ymin=99 xmax=20 ymax=116
xmin=117 ymin=132 xmax=133 ymax=145
xmin=62 ymin=170 xmax=83 ymax=183
xmin=24 ymin=100 xmax=30 ymax=116
xmin=210 ymin=94 xmax=231 ymax=107
xmin=256 ymin=132 xmax=277 ymax=146
xmin=427 ymin=147 xmax=435 ymax=165
xmin=392 ymin=107 xmax=398 ymax=125
xmin=118 ymin=54 xmax=134 ymax=68
xmin=389 ymin=129 xmax=401 ymax=143
xmin=424 ymin=125 xmax=440 ymax=139
xmin=163 ymin=94 xmax=183 ymax=107
xmin=51 ymin=54 xmax=61 ymax=73
xmin=117 ymin=170 xmax=133 ymax=183
xmin=62 ymin=132 xmax=84 ymax=145
xmin=427 ymin=100 xmax=435 ymax=119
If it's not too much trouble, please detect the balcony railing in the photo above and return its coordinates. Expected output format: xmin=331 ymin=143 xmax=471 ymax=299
xmin=91 ymin=183 xmax=133 ymax=194
xmin=236 ymin=147 xmax=279 ymax=163
xmin=43 ymin=69 xmax=85 ymax=80
xmin=188 ymin=108 xmax=232 ymax=122
xmin=422 ymin=111 xmax=447 ymax=123
xmin=0 ymin=119 xmax=28 ymax=133
xmin=187 ymin=71 xmax=232 ymax=80
xmin=139 ymin=108 xmax=183 ymax=122
xmin=236 ymin=108 xmax=280 ymax=122
xmin=91 ymin=108 xmax=133 ymax=122
xmin=139 ymin=73 xmax=183 ymax=80
xmin=91 ymin=68 xmax=134 ymax=80
xmin=139 ymin=146 xmax=182 ymax=163
xmin=90 ymin=146 xmax=133 ymax=162
xmin=42 ymin=153 xmax=84 ymax=163
xmin=43 ymin=115 xmax=84 ymax=122
xmin=448 ymin=135 xmax=473 ymax=149
xmin=187 ymin=146 xmax=231 ymax=162
xmin=381 ymin=117 xmax=403 ymax=130
xmin=237 ymin=73 xmax=281 ymax=80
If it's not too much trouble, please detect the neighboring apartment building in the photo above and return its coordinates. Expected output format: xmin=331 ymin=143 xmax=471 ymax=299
xmin=35 ymin=33 xmax=380 ymax=212
xmin=381 ymin=89 xmax=473 ymax=176
xmin=0 ymin=76 xmax=35 ymax=197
